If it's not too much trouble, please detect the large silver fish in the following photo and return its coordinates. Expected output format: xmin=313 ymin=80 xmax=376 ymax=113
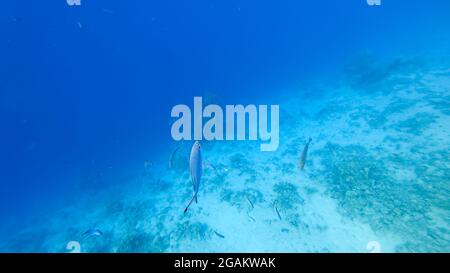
xmin=184 ymin=141 xmax=202 ymax=213
xmin=299 ymin=137 xmax=312 ymax=170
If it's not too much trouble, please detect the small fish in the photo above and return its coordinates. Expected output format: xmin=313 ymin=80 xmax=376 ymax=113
xmin=144 ymin=160 xmax=153 ymax=170
xmin=214 ymin=231 xmax=225 ymax=238
xmin=9 ymin=15 xmax=20 ymax=23
xmin=184 ymin=141 xmax=202 ymax=213
xmin=169 ymin=145 xmax=181 ymax=169
xmin=299 ymin=137 xmax=312 ymax=170
xmin=246 ymin=197 xmax=254 ymax=209
xmin=274 ymin=202 xmax=282 ymax=220
xmin=203 ymin=161 xmax=218 ymax=173
xmin=102 ymin=8 xmax=114 ymax=14
xmin=247 ymin=212 xmax=256 ymax=222
xmin=76 ymin=21 xmax=82 ymax=29
xmin=82 ymin=228 xmax=103 ymax=239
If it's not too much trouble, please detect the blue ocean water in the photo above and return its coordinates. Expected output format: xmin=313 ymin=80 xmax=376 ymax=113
xmin=1 ymin=0 xmax=449 ymax=252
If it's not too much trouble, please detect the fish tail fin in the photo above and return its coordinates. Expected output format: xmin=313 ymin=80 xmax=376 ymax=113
xmin=184 ymin=194 xmax=197 ymax=214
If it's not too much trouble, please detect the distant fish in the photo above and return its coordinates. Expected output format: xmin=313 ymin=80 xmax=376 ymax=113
xmin=246 ymin=197 xmax=254 ymax=209
xmin=76 ymin=21 xmax=82 ymax=29
xmin=144 ymin=160 xmax=152 ymax=169
xmin=82 ymin=228 xmax=103 ymax=239
xmin=9 ymin=15 xmax=21 ymax=23
xmin=102 ymin=8 xmax=114 ymax=14
xmin=299 ymin=137 xmax=312 ymax=170
xmin=203 ymin=160 xmax=219 ymax=174
xmin=214 ymin=231 xmax=225 ymax=238
xmin=274 ymin=202 xmax=282 ymax=220
xmin=169 ymin=145 xmax=181 ymax=169
xmin=247 ymin=212 xmax=256 ymax=222
xmin=184 ymin=141 xmax=202 ymax=213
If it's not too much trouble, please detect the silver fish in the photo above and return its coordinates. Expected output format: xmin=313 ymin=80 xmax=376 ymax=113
xmin=82 ymin=228 xmax=103 ymax=239
xmin=169 ymin=145 xmax=181 ymax=169
xmin=184 ymin=141 xmax=202 ymax=213
xmin=203 ymin=160 xmax=218 ymax=173
xmin=247 ymin=211 xmax=256 ymax=222
xmin=275 ymin=205 xmax=282 ymax=220
xmin=214 ymin=231 xmax=225 ymax=238
xmin=102 ymin=8 xmax=115 ymax=14
xmin=246 ymin=197 xmax=254 ymax=209
xmin=299 ymin=137 xmax=312 ymax=170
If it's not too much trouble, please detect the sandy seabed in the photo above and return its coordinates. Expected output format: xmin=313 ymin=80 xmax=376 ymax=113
xmin=3 ymin=55 xmax=449 ymax=253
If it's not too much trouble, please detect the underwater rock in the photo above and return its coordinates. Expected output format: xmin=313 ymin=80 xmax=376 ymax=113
xmin=279 ymin=162 xmax=296 ymax=174
xmin=317 ymin=142 xmax=449 ymax=252
xmin=228 ymin=152 xmax=256 ymax=176
xmin=426 ymin=95 xmax=450 ymax=116
xmin=344 ymin=55 xmax=424 ymax=93
xmin=303 ymin=185 xmax=319 ymax=196
xmin=205 ymin=165 xmax=229 ymax=188
xmin=117 ymin=231 xmax=153 ymax=252
xmin=283 ymin=138 xmax=304 ymax=157
xmin=383 ymin=98 xmax=417 ymax=116
xmin=149 ymin=178 xmax=172 ymax=192
xmin=394 ymin=112 xmax=437 ymax=135
xmin=105 ymin=200 xmax=125 ymax=217
xmin=2 ymin=231 xmax=47 ymax=253
xmin=174 ymin=221 xmax=212 ymax=242
xmin=273 ymin=182 xmax=305 ymax=211
xmin=316 ymin=102 xmax=348 ymax=122
xmin=149 ymin=235 xmax=171 ymax=252
xmin=349 ymin=106 xmax=386 ymax=129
